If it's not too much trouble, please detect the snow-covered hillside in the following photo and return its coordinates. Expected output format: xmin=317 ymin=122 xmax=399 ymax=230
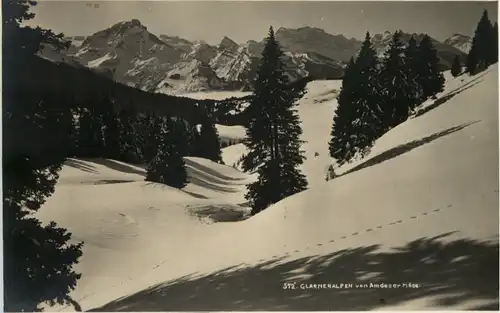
xmin=38 ymin=65 xmax=498 ymax=311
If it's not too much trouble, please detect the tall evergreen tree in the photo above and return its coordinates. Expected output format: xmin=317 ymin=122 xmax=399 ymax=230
xmin=465 ymin=46 xmax=478 ymax=75
xmin=100 ymin=95 xmax=121 ymax=159
xmin=242 ymin=26 xmax=308 ymax=215
xmin=145 ymin=117 xmax=188 ymax=188
xmin=172 ymin=117 xmax=192 ymax=157
xmin=135 ymin=112 xmax=156 ymax=163
xmin=76 ymin=104 xmax=104 ymax=158
xmin=118 ymin=105 xmax=141 ymax=163
xmin=193 ymin=113 xmax=223 ymax=163
xmin=416 ymin=35 xmax=445 ymax=100
xmin=141 ymin=113 xmax=162 ymax=163
xmin=3 ymin=0 xmax=83 ymax=310
xmin=467 ymin=10 xmax=495 ymax=74
xmin=329 ymin=32 xmax=383 ymax=165
xmin=405 ymin=35 xmax=425 ymax=106
xmin=379 ymin=31 xmax=419 ymax=128
xmin=328 ymin=57 xmax=358 ymax=163
xmin=451 ymin=55 xmax=462 ymax=77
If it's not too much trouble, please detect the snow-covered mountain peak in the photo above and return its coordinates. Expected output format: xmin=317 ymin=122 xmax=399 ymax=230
xmin=159 ymin=35 xmax=194 ymax=53
xmin=444 ymin=33 xmax=472 ymax=53
xmin=219 ymin=36 xmax=239 ymax=52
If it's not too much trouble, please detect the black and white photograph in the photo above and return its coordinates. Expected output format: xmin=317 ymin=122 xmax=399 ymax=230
xmin=3 ymin=0 xmax=499 ymax=311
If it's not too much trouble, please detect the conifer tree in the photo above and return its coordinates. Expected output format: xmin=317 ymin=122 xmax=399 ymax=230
xmin=67 ymin=108 xmax=79 ymax=157
xmin=329 ymin=32 xmax=383 ymax=165
xmin=465 ymin=46 xmax=478 ymax=75
xmin=451 ymin=55 xmax=462 ymax=77
xmin=145 ymin=117 xmax=188 ymax=188
xmin=76 ymin=105 xmax=104 ymax=158
xmin=416 ymin=35 xmax=445 ymax=100
xmin=193 ymin=113 xmax=223 ymax=163
xmin=135 ymin=112 xmax=155 ymax=163
xmin=328 ymin=57 xmax=358 ymax=163
xmin=141 ymin=113 xmax=162 ymax=163
xmin=242 ymin=26 xmax=308 ymax=215
xmin=172 ymin=117 xmax=192 ymax=157
xmin=118 ymin=106 xmax=141 ymax=163
xmin=3 ymin=0 xmax=83 ymax=310
xmin=467 ymin=10 xmax=495 ymax=74
xmin=100 ymin=95 xmax=121 ymax=159
xmin=379 ymin=31 xmax=419 ymax=128
xmin=405 ymin=35 xmax=424 ymax=106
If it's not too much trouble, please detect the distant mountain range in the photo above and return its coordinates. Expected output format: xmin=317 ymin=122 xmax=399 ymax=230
xmin=39 ymin=19 xmax=469 ymax=96
xmin=444 ymin=33 xmax=473 ymax=54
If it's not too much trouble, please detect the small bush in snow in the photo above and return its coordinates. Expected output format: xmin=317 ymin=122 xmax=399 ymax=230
xmin=325 ymin=164 xmax=337 ymax=181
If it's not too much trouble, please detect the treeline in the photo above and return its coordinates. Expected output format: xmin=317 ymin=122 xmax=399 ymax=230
xmin=68 ymin=94 xmax=223 ymax=165
xmin=328 ymin=30 xmax=445 ymax=166
xmin=465 ymin=10 xmax=498 ymax=75
xmin=328 ymin=8 xmax=498 ymax=170
xmin=67 ymin=93 xmax=224 ymax=188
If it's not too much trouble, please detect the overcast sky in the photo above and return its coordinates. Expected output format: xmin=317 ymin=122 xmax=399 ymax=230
xmin=28 ymin=1 xmax=498 ymax=44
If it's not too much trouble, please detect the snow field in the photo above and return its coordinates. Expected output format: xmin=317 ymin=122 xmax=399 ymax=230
xmin=39 ymin=66 xmax=498 ymax=311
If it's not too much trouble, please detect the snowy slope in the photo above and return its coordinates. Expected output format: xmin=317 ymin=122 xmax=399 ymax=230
xmin=38 ymin=66 xmax=498 ymax=311
xmin=215 ymin=124 xmax=246 ymax=142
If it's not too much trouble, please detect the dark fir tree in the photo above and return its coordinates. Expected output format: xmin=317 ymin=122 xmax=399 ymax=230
xmin=141 ymin=113 xmax=163 ymax=163
xmin=405 ymin=35 xmax=424 ymax=106
xmin=145 ymin=117 xmax=188 ymax=188
xmin=194 ymin=113 xmax=223 ymax=163
xmin=328 ymin=57 xmax=358 ymax=163
xmin=3 ymin=0 xmax=83 ymax=310
xmin=379 ymin=31 xmax=419 ymax=128
xmin=416 ymin=35 xmax=445 ymax=101
xmin=135 ymin=112 xmax=155 ymax=163
xmin=465 ymin=44 xmax=478 ymax=75
xmin=451 ymin=55 xmax=462 ymax=77
xmin=100 ymin=95 xmax=121 ymax=159
xmin=172 ymin=117 xmax=193 ymax=157
xmin=76 ymin=104 xmax=104 ymax=158
xmin=118 ymin=105 xmax=141 ymax=163
xmin=467 ymin=10 xmax=495 ymax=74
xmin=329 ymin=32 xmax=382 ymax=165
xmin=242 ymin=26 xmax=308 ymax=215
xmin=353 ymin=31 xmax=385 ymax=140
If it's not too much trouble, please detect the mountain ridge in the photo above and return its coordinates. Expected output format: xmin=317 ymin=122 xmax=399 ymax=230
xmin=41 ymin=19 xmax=467 ymax=96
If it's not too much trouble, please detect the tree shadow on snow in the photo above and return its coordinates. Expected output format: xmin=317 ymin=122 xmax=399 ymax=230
xmin=184 ymin=158 xmax=247 ymax=182
xmin=187 ymin=175 xmax=241 ymax=193
xmin=65 ymin=158 xmax=98 ymax=174
xmin=340 ymin=121 xmax=479 ymax=178
xmin=414 ymin=68 xmax=493 ymax=119
xmin=414 ymin=79 xmax=484 ymax=118
xmin=83 ymin=159 xmax=146 ymax=176
xmin=182 ymin=190 xmax=210 ymax=199
xmin=90 ymin=232 xmax=498 ymax=311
